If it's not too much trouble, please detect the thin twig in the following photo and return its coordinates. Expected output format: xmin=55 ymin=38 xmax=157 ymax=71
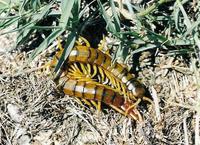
xmin=183 ymin=117 xmax=189 ymax=145
xmin=151 ymin=86 xmax=161 ymax=122
xmin=0 ymin=64 xmax=49 ymax=78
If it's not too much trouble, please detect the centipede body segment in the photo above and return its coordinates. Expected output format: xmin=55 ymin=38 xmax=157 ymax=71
xmin=68 ymin=42 xmax=146 ymax=100
xmin=63 ymin=79 xmax=142 ymax=121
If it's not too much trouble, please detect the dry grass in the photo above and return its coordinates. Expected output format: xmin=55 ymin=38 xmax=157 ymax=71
xmin=0 ymin=31 xmax=199 ymax=145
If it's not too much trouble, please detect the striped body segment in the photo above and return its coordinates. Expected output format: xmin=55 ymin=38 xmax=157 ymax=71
xmin=68 ymin=45 xmax=145 ymax=99
xmin=63 ymin=79 xmax=142 ymax=121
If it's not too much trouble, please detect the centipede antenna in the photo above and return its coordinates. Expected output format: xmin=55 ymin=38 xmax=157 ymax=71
xmin=57 ymin=37 xmax=64 ymax=52
xmin=142 ymin=96 xmax=154 ymax=104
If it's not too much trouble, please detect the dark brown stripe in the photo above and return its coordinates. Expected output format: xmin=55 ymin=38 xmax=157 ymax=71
xmin=102 ymin=55 xmax=107 ymax=64
xmin=101 ymin=53 xmax=106 ymax=66
xmin=75 ymin=81 xmax=83 ymax=98
xmin=72 ymin=80 xmax=78 ymax=96
xmin=101 ymin=87 xmax=106 ymax=103
xmin=55 ymin=55 xmax=60 ymax=60
xmin=88 ymin=48 xmax=91 ymax=60
xmin=118 ymin=68 xmax=128 ymax=78
xmin=95 ymin=49 xmax=99 ymax=61
xmin=111 ymin=92 xmax=116 ymax=105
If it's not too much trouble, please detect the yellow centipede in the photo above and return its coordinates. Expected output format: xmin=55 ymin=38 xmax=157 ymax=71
xmin=50 ymin=37 xmax=150 ymax=121
xmin=61 ymin=78 xmax=142 ymax=121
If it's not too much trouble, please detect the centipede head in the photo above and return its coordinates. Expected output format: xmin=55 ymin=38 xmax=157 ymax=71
xmin=121 ymin=101 xmax=143 ymax=121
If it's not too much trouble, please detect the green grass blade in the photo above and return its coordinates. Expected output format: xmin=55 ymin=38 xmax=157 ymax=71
xmin=28 ymin=28 xmax=64 ymax=62
xmin=0 ymin=16 xmax=19 ymax=29
xmin=184 ymin=16 xmax=200 ymax=36
xmin=59 ymin=0 xmax=75 ymax=28
xmin=131 ymin=44 xmax=157 ymax=54
xmin=97 ymin=0 xmax=117 ymax=34
xmin=176 ymin=0 xmax=191 ymax=28
xmin=109 ymin=0 xmax=120 ymax=32
xmin=54 ymin=32 xmax=76 ymax=74
xmin=177 ymin=0 xmax=200 ymax=50
xmin=0 ymin=0 xmax=10 ymax=10
xmin=17 ymin=3 xmax=53 ymax=45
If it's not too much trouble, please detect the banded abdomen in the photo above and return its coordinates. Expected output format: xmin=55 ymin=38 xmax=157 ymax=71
xmin=66 ymin=62 xmax=134 ymax=101
xmin=68 ymin=45 xmax=145 ymax=99
xmin=63 ymin=78 xmax=142 ymax=121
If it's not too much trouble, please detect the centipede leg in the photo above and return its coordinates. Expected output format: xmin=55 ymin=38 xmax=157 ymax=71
xmin=104 ymin=71 xmax=116 ymax=87
xmin=90 ymin=100 xmax=101 ymax=112
xmin=125 ymin=98 xmax=141 ymax=116
xmin=57 ymin=37 xmax=64 ymax=51
xmin=68 ymin=63 xmax=93 ymax=81
xmin=98 ymin=36 xmax=105 ymax=52
xmin=97 ymin=101 xmax=101 ymax=111
xmin=74 ymin=98 xmax=85 ymax=109
xmin=75 ymin=98 xmax=96 ymax=111
xmin=98 ymin=66 xmax=105 ymax=83
xmin=76 ymin=40 xmax=82 ymax=46
xmin=115 ymin=80 xmax=122 ymax=93
xmin=121 ymin=84 xmax=128 ymax=100
xmin=109 ymin=104 xmax=139 ymax=121
xmin=69 ymin=64 xmax=83 ymax=76
xmin=82 ymin=98 xmax=92 ymax=107
xmin=80 ymin=63 xmax=89 ymax=76
xmin=91 ymin=65 xmax=97 ymax=78
xmin=98 ymin=36 xmax=110 ymax=56
xmin=79 ymin=36 xmax=90 ymax=47
xmin=109 ymin=104 xmax=126 ymax=115
xmin=87 ymin=64 xmax=91 ymax=75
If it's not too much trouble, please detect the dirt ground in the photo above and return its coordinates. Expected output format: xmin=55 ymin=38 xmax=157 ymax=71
xmin=0 ymin=28 xmax=199 ymax=145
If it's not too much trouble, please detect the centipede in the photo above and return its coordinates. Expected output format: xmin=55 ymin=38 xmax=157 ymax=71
xmin=50 ymin=37 xmax=151 ymax=121
xmin=58 ymin=76 xmax=142 ymax=121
